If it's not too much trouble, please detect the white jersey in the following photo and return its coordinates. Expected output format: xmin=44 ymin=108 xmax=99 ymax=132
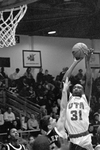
xmin=65 ymin=93 xmax=90 ymax=135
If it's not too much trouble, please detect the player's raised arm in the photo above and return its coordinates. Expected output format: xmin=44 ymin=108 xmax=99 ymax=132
xmin=61 ymin=78 xmax=71 ymax=109
xmin=56 ymin=78 xmax=70 ymax=139
xmin=63 ymin=57 xmax=82 ymax=82
xmin=85 ymin=49 xmax=93 ymax=104
xmin=63 ymin=43 xmax=87 ymax=82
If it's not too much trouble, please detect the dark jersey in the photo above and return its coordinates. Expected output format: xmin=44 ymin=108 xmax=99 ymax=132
xmin=47 ymin=127 xmax=62 ymax=150
xmin=5 ymin=143 xmax=25 ymax=150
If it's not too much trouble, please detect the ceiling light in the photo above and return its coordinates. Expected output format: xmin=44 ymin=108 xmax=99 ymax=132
xmin=48 ymin=31 xmax=56 ymax=34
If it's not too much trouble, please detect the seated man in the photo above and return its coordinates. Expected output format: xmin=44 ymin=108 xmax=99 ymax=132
xmin=4 ymin=107 xmax=15 ymax=132
xmin=27 ymin=113 xmax=39 ymax=130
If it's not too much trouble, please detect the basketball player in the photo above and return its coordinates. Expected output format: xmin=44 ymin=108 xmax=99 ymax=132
xmin=40 ymin=115 xmax=66 ymax=150
xmin=58 ymin=48 xmax=94 ymax=150
xmin=4 ymin=128 xmax=25 ymax=150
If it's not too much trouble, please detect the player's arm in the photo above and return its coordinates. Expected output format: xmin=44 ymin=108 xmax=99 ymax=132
xmin=60 ymin=78 xmax=71 ymax=109
xmin=56 ymin=78 xmax=70 ymax=139
xmin=85 ymin=49 xmax=93 ymax=104
xmin=63 ymin=57 xmax=83 ymax=82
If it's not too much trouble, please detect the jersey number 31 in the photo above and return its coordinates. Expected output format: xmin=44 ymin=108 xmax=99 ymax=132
xmin=71 ymin=110 xmax=82 ymax=121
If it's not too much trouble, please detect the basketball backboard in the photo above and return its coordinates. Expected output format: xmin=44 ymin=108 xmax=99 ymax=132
xmin=0 ymin=0 xmax=38 ymax=11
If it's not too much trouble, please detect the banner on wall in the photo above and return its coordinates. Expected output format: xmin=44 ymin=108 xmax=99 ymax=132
xmin=22 ymin=50 xmax=42 ymax=68
xmin=0 ymin=57 xmax=10 ymax=67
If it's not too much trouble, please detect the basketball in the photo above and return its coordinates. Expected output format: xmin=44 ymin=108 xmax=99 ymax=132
xmin=72 ymin=42 xmax=89 ymax=60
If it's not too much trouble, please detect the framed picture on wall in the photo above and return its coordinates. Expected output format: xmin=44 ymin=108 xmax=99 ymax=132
xmin=89 ymin=51 xmax=100 ymax=68
xmin=23 ymin=50 xmax=42 ymax=68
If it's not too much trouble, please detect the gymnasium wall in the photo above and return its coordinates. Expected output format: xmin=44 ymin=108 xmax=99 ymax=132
xmin=0 ymin=35 xmax=32 ymax=78
xmin=0 ymin=35 xmax=98 ymax=80
xmin=33 ymin=36 xmax=91 ymax=78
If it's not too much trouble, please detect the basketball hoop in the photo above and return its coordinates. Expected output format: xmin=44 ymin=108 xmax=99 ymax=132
xmin=0 ymin=5 xmax=27 ymax=48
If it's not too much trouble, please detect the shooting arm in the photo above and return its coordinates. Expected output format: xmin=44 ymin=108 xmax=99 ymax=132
xmin=63 ymin=58 xmax=82 ymax=82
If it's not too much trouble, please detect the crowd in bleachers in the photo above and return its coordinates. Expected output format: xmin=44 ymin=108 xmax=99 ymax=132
xmin=0 ymin=66 xmax=100 ymax=148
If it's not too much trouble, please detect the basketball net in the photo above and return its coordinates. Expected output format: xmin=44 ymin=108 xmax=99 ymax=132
xmin=0 ymin=5 xmax=27 ymax=48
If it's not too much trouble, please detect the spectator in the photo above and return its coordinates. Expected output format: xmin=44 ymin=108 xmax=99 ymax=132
xmin=44 ymin=69 xmax=54 ymax=83
xmin=29 ymin=135 xmax=35 ymax=144
xmin=88 ymin=123 xmax=96 ymax=146
xmin=93 ymin=113 xmax=100 ymax=140
xmin=4 ymin=107 xmax=15 ymax=132
xmin=95 ymin=126 xmax=100 ymax=150
xmin=59 ymin=67 xmax=68 ymax=82
xmin=36 ymin=68 xmax=44 ymax=83
xmin=9 ymin=68 xmax=20 ymax=80
xmin=21 ymin=77 xmax=29 ymax=89
xmin=0 ymin=108 xmax=4 ymax=133
xmin=98 ymin=109 xmax=100 ymax=122
xmin=92 ymin=77 xmax=100 ymax=100
xmin=21 ymin=115 xmax=27 ymax=131
xmin=10 ymin=120 xmax=21 ymax=130
xmin=75 ymin=69 xmax=84 ymax=81
xmin=8 ymin=80 xmax=18 ymax=94
xmin=24 ymin=67 xmax=33 ymax=79
xmin=27 ymin=114 xmax=39 ymax=130
xmin=93 ymin=113 xmax=100 ymax=125
xmin=19 ymin=77 xmax=30 ymax=97
xmin=88 ymin=123 xmax=94 ymax=135
xmin=0 ymin=67 xmax=8 ymax=88
xmin=28 ymin=135 xmax=35 ymax=150
xmin=35 ymin=83 xmax=45 ymax=104
xmin=50 ymin=103 xmax=59 ymax=120
xmin=90 ymin=95 xmax=98 ymax=114
xmin=23 ymin=67 xmax=35 ymax=86
xmin=39 ymin=105 xmax=48 ymax=120
xmin=43 ymin=80 xmax=55 ymax=91
xmin=27 ymin=85 xmax=36 ymax=101
xmin=0 ymin=67 xmax=8 ymax=79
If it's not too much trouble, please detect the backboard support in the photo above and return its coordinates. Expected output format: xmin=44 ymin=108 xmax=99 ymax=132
xmin=0 ymin=0 xmax=38 ymax=11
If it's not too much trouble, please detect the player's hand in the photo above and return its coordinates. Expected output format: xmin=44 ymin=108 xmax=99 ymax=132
xmin=63 ymin=77 xmax=71 ymax=92
xmin=89 ymin=48 xmax=94 ymax=55
xmin=86 ymin=48 xmax=94 ymax=60
xmin=73 ymin=56 xmax=83 ymax=63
